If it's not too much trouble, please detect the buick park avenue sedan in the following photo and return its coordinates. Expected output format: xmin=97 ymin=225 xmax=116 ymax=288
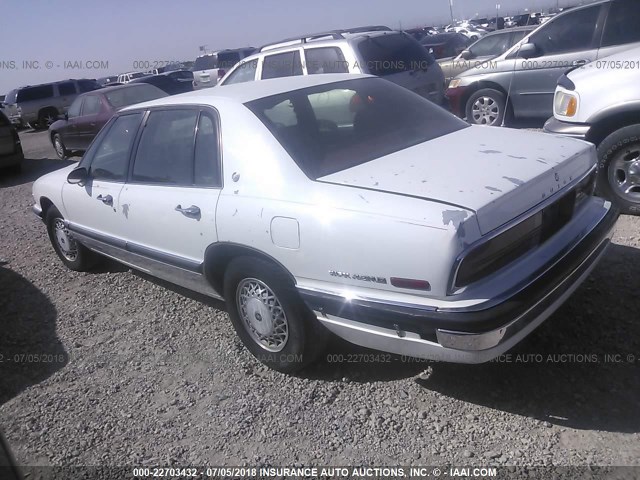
xmin=32 ymin=74 xmax=618 ymax=372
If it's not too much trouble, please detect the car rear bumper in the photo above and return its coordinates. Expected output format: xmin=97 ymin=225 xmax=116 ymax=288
xmin=299 ymin=201 xmax=618 ymax=363
xmin=543 ymin=117 xmax=591 ymax=140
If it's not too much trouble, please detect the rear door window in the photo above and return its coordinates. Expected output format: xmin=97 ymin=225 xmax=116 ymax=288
xmin=358 ymin=33 xmax=433 ymax=75
xmin=305 ymin=47 xmax=349 ymax=74
xmin=67 ymin=97 xmax=83 ymax=118
xmin=602 ymin=0 xmax=640 ymax=47
xmin=81 ymin=95 xmax=101 ymax=116
xmin=261 ymin=51 xmax=303 ymax=79
xmin=58 ymin=82 xmax=76 ymax=96
xmin=529 ymin=5 xmax=600 ymax=55
xmin=132 ymin=109 xmax=198 ymax=185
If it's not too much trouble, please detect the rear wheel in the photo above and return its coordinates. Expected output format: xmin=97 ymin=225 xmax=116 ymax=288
xmin=37 ymin=108 xmax=58 ymax=130
xmin=223 ymin=256 xmax=327 ymax=373
xmin=466 ymin=88 xmax=507 ymax=126
xmin=597 ymin=125 xmax=640 ymax=215
xmin=46 ymin=207 xmax=97 ymax=271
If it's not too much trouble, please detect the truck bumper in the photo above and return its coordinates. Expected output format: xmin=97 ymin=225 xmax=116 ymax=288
xmin=299 ymin=201 xmax=618 ymax=363
xmin=543 ymin=117 xmax=591 ymax=141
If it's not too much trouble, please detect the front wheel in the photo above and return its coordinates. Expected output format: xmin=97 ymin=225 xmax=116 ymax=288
xmin=465 ymin=88 xmax=507 ymax=126
xmin=223 ymin=256 xmax=327 ymax=373
xmin=597 ymin=125 xmax=640 ymax=215
xmin=52 ymin=133 xmax=69 ymax=160
xmin=46 ymin=207 xmax=98 ymax=271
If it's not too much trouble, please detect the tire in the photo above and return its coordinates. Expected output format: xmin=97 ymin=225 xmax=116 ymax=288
xmin=52 ymin=133 xmax=69 ymax=160
xmin=596 ymin=124 xmax=640 ymax=215
xmin=46 ymin=207 xmax=97 ymax=271
xmin=223 ymin=256 xmax=327 ymax=373
xmin=465 ymin=88 xmax=507 ymax=126
xmin=37 ymin=109 xmax=58 ymax=130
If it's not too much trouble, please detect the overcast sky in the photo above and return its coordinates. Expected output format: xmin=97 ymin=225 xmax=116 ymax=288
xmin=2 ymin=0 xmax=596 ymax=94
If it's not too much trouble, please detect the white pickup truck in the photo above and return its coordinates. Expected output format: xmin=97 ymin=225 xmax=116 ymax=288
xmin=544 ymin=45 xmax=640 ymax=215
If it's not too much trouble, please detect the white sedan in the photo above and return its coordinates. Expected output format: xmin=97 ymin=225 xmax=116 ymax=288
xmin=32 ymin=73 xmax=618 ymax=373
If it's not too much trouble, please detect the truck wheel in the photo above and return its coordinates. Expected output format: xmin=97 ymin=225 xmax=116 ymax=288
xmin=223 ymin=256 xmax=327 ymax=373
xmin=597 ymin=124 xmax=640 ymax=215
xmin=466 ymin=88 xmax=507 ymax=126
xmin=37 ymin=108 xmax=58 ymax=130
xmin=46 ymin=207 xmax=98 ymax=271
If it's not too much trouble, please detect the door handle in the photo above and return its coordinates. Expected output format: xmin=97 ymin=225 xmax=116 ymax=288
xmin=97 ymin=194 xmax=113 ymax=206
xmin=175 ymin=204 xmax=201 ymax=218
xmin=572 ymin=59 xmax=587 ymax=67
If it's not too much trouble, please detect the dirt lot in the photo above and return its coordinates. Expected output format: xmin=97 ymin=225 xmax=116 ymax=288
xmin=1 ymin=129 xmax=639 ymax=469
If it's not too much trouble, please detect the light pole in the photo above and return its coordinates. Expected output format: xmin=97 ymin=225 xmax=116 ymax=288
xmin=496 ymin=3 xmax=500 ymax=29
xmin=449 ymin=0 xmax=454 ymax=24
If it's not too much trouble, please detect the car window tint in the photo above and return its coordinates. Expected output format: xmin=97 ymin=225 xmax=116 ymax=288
xmin=223 ymin=60 xmax=258 ymax=85
xmin=194 ymin=112 xmax=221 ymax=187
xmin=261 ymin=51 xmax=303 ymax=79
xmin=469 ymin=32 xmax=510 ymax=57
xmin=305 ymin=47 xmax=349 ymax=74
xmin=358 ymin=33 xmax=432 ymax=75
xmin=58 ymin=82 xmax=76 ymax=96
xmin=602 ymin=0 xmax=640 ymax=47
xmin=529 ymin=6 xmax=600 ymax=55
xmin=67 ymin=97 xmax=83 ymax=118
xmin=217 ymin=51 xmax=242 ymax=70
xmin=78 ymin=79 xmax=100 ymax=93
xmin=89 ymin=113 xmax=142 ymax=181
xmin=17 ymin=85 xmax=54 ymax=102
xmin=247 ymin=77 xmax=468 ymax=179
xmin=512 ymin=30 xmax=530 ymax=44
xmin=132 ymin=109 xmax=198 ymax=185
xmin=81 ymin=96 xmax=101 ymax=115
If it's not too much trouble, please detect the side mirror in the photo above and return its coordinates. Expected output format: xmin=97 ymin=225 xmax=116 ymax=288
xmin=517 ymin=42 xmax=539 ymax=59
xmin=460 ymin=50 xmax=473 ymax=60
xmin=67 ymin=167 xmax=88 ymax=185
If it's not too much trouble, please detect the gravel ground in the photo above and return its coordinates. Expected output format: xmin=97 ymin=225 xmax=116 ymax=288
xmin=1 ymin=130 xmax=639 ymax=469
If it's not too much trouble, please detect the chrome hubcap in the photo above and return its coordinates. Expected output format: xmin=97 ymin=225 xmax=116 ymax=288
xmin=609 ymin=145 xmax=640 ymax=202
xmin=54 ymin=219 xmax=78 ymax=261
xmin=471 ymin=96 xmax=500 ymax=125
xmin=54 ymin=138 xmax=64 ymax=157
xmin=44 ymin=114 xmax=55 ymax=127
xmin=237 ymin=278 xmax=288 ymax=352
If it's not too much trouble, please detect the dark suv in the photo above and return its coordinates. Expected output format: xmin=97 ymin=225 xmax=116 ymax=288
xmin=4 ymin=79 xmax=100 ymax=130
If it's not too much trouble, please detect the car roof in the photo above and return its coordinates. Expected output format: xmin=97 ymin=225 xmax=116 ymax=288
xmin=94 ymin=83 xmax=154 ymax=94
xmin=257 ymin=29 xmax=402 ymax=55
xmin=121 ymin=73 xmax=370 ymax=111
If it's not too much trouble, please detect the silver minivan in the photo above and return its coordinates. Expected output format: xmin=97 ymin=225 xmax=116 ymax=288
xmin=446 ymin=0 xmax=640 ymax=125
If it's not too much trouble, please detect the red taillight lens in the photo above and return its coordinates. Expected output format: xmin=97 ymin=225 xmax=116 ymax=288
xmin=390 ymin=278 xmax=431 ymax=291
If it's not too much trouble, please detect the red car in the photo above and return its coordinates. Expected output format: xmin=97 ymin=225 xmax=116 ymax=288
xmin=48 ymin=83 xmax=167 ymax=159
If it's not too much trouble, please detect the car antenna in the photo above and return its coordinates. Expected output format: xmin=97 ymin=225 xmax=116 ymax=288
xmin=502 ymin=40 xmax=524 ymax=128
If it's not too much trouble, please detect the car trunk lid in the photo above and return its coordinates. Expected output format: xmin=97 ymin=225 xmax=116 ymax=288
xmin=318 ymin=126 xmax=595 ymax=235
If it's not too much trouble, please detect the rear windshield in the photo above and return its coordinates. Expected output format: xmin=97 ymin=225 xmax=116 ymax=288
xmin=358 ymin=33 xmax=434 ymax=76
xmin=217 ymin=51 xmax=242 ymax=69
xmin=105 ymin=84 xmax=168 ymax=108
xmin=193 ymin=55 xmax=217 ymax=70
xmin=246 ymin=77 xmax=467 ymax=179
